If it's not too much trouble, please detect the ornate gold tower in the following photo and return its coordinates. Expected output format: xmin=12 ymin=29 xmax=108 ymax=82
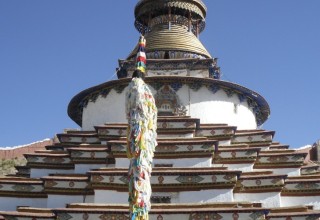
xmin=128 ymin=0 xmax=211 ymax=59
xmin=117 ymin=0 xmax=220 ymax=79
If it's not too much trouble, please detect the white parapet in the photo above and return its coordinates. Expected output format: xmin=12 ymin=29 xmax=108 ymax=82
xmin=94 ymin=189 xmax=233 ymax=204
xmin=0 ymin=197 xmax=47 ymax=211
xmin=74 ymin=164 xmax=114 ymax=174
xmin=178 ymin=189 xmax=233 ymax=203
xmin=30 ymin=168 xmax=74 ymax=178
xmin=234 ymin=192 xmax=281 ymax=208
xmin=281 ymin=196 xmax=320 ymax=210
xmin=115 ymin=157 xmax=212 ymax=168
xmin=254 ymin=167 xmax=300 ymax=177
xmin=94 ymin=190 xmax=128 ymax=204
xmin=47 ymin=195 xmax=94 ymax=208
xmin=213 ymin=163 xmax=254 ymax=172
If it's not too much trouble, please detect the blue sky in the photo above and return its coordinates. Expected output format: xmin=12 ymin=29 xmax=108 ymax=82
xmin=0 ymin=0 xmax=319 ymax=148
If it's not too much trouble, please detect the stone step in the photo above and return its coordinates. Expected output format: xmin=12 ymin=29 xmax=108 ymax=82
xmin=56 ymin=132 xmax=100 ymax=144
xmin=213 ymin=146 xmax=261 ymax=164
xmin=67 ymin=146 xmax=111 ymax=164
xmin=266 ymin=210 xmax=320 ymax=220
xmin=54 ymin=205 xmax=268 ymax=220
xmin=42 ymin=174 xmax=93 ymax=196
xmin=301 ymin=164 xmax=320 ymax=176
xmin=17 ymin=207 xmax=53 ymax=213
xmin=67 ymin=146 xmax=115 ymax=173
xmin=196 ymin=124 xmax=237 ymax=140
xmin=109 ymin=138 xmax=217 ymax=159
xmin=0 ymin=211 xmax=55 ymax=220
xmin=263 ymin=206 xmax=320 ymax=219
xmin=235 ymin=142 xmax=289 ymax=151
xmin=157 ymin=117 xmax=200 ymax=137
xmin=0 ymin=177 xmax=46 ymax=198
xmin=0 ymin=204 xmax=267 ymax=220
xmin=0 ymin=207 xmax=55 ymax=219
xmin=45 ymin=145 xmax=66 ymax=151
xmin=269 ymin=143 xmax=290 ymax=150
xmin=282 ymin=175 xmax=320 ymax=196
xmin=254 ymin=151 xmax=307 ymax=168
xmin=88 ymin=167 xmax=241 ymax=194
xmin=14 ymin=165 xmax=30 ymax=178
xmin=46 ymin=143 xmax=109 ymax=151
xmin=253 ymin=150 xmax=308 ymax=177
xmin=2 ymin=205 xmax=320 ymax=220
xmin=234 ymin=173 xmax=287 ymax=193
xmin=41 ymin=174 xmax=94 ymax=208
xmin=95 ymin=124 xmax=127 ymax=140
xmin=66 ymin=201 xmax=263 ymax=209
xmin=24 ymin=152 xmax=74 ymax=169
xmin=232 ymin=130 xmax=275 ymax=144
xmin=109 ymin=138 xmax=217 ymax=167
xmin=0 ymin=177 xmax=47 ymax=211
xmin=96 ymin=117 xmax=201 ymax=140
xmin=34 ymin=150 xmax=68 ymax=154
xmin=24 ymin=152 xmax=75 ymax=178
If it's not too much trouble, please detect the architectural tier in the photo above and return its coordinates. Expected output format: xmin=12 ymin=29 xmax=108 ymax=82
xmin=0 ymin=0 xmax=319 ymax=219
xmin=0 ymin=116 xmax=319 ymax=219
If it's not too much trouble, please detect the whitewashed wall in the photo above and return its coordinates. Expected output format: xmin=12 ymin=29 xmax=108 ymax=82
xmin=94 ymin=189 xmax=233 ymax=204
xmin=47 ymin=195 xmax=94 ymax=208
xmin=178 ymin=189 xmax=233 ymax=203
xmin=178 ymin=86 xmax=257 ymax=129
xmin=213 ymin=163 xmax=254 ymax=172
xmin=82 ymin=89 xmax=127 ymax=129
xmin=254 ymin=168 xmax=300 ymax=177
xmin=234 ymin=192 xmax=281 ymax=208
xmin=0 ymin=197 xmax=47 ymax=211
xmin=30 ymin=168 xmax=74 ymax=178
xmin=82 ymin=84 xmax=257 ymax=130
xmin=115 ymin=158 xmax=212 ymax=168
xmin=94 ymin=190 xmax=128 ymax=204
xmin=74 ymin=164 xmax=114 ymax=174
xmin=281 ymin=196 xmax=320 ymax=210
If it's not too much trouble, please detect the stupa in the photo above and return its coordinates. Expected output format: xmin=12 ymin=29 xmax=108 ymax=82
xmin=0 ymin=0 xmax=320 ymax=219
